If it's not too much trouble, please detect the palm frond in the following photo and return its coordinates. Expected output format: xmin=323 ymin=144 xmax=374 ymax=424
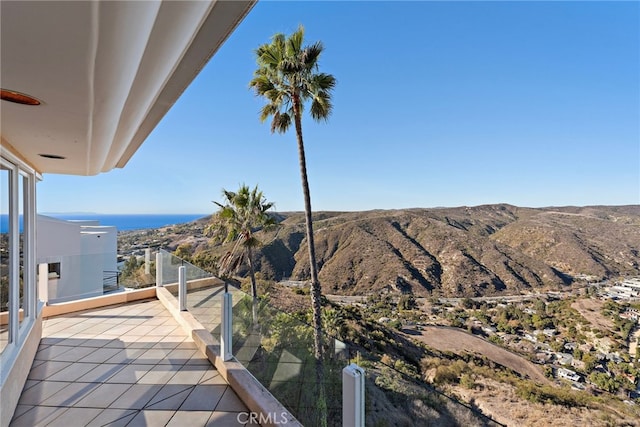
xmin=301 ymin=41 xmax=323 ymax=70
xmin=208 ymin=184 xmax=277 ymax=249
xmin=272 ymin=33 xmax=286 ymax=51
xmin=252 ymin=26 xmax=335 ymax=130
xmin=249 ymin=75 xmax=275 ymax=95
xmin=310 ymin=90 xmax=333 ymax=121
xmin=313 ymin=73 xmax=337 ymax=91
xmin=286 ymin=25 xmax=305 ymax=57
xmin=260 ymin=103 xmax=278 ymax=123
xmin=281 ymin=59 xmax=303 ymax=74
xmin=272 ymin=111 xmax=291 ymax=134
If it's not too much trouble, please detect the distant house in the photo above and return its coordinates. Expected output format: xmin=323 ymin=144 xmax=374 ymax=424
xmin=558 ymin=367 xmax=582 ymax=382
xmin=609 ymin=285 xmax=638 ymax=299
xmin=620 ymin=309 xmax=639 ymax=322
xmin=605 ymin=353 xmax=622 ymax=363
xmin=556 ymin=353 xmax=574 ymax=365
xmin=543 ymin=328 xmax=557 ymax=337
xmin=482 ymin=326 xmax=497 ymax=335
xmin=592 ymin=364 xmax=609 ymax=375
xmin=619 ymin=279 xmax=640 ymax=295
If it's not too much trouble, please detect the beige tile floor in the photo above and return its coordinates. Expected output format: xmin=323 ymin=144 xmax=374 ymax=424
xmin=10 ymin=299 xmax=252 ymax=426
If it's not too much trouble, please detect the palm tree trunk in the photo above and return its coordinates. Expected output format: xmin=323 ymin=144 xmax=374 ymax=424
xmin=246 ymin=246 xmax=258 ymax=300
xmin=293 ymin=96 xmax=326 ymax=424
xmin=246 ymin=245 xmax=258 ymax=324
xmin=292 ymin=96 xmax=323 ymax=357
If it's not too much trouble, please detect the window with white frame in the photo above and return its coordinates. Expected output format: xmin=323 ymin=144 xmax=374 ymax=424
xmin=0 ymin=156 xmax=36 ymax=356
xmin=0 ymin=164 xmax=9 ymax=354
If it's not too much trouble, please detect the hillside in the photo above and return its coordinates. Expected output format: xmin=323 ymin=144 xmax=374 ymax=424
xmin=121 ymin=204 xmax=640 ymax=297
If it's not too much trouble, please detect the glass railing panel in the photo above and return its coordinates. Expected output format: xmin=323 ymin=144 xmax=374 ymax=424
xmin=155 ymin=249 xmax=227 ymax=337
xmin=41 ymin=252 xmax=119 ymax=304
xmin=118 ymin=252 xmax=154 ymax=289
xmin=228 ymin=288 xmax=345 ymax=426
xmin=185 ymin=284 xmax=245 ymax=343
xmin=160 ymin=248 xmax=502 ymax=426
xmin=158 ymin=249 xmax=210 ymax=288
xmin=160 ymin=249 xmax=184 ymax=287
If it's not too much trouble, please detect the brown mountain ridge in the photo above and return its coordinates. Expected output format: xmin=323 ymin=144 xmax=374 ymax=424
xmin=158 ymin=204 xmax=640 ymax=298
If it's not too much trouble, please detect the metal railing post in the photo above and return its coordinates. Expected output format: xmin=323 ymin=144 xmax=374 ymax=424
xmin=156 ymin=252 xmax=162 ymax=287
xmin=178 ymin=266 xmax=186 ymax=311
xmin=343 ymin=363 xmax=365 ymax=427
xmin=145 ymin=248 xmax=151 ymax=275
xmin=221 ymin=290 xmax=233 ymax=361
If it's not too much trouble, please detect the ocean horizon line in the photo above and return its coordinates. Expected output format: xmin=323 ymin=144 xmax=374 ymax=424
xmin=1 ymin=213 xmax=210 ymax=232
xmin=40 ymin=212 xmax=209 ymax=216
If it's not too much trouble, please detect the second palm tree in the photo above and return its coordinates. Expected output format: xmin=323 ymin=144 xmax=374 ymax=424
xmin=206 ymin=184 xmax=275 ymax=306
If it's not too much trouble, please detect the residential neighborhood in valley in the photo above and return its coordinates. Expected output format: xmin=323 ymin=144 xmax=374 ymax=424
xmin=373 ymin=277 xmax=640 ymax=417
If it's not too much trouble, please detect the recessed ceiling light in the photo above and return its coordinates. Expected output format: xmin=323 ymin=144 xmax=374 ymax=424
xmin=1 ymin=89 xmax=41 ymax=105
xmin=39 ymin=154 xmax=66 ymax=160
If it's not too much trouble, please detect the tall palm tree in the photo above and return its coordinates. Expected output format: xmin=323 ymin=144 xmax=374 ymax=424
xmin=206 ymin=184 xmax=275 ymax=303
xmin=250 ymin=25 xmax=336 ymax=370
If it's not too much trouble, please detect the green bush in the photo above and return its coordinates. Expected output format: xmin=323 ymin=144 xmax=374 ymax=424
xmin=516 ymin=382 xmax=590 ymax=407
xmin=460 ymin=373 xmax=475 ymax=389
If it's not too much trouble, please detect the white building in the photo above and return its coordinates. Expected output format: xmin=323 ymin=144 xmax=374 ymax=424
xmin=611 ymin=285 xmax=638 ymax=298
xmin=619 ymin=279 xmax=640 ymax=296
xmin=37 ymin=215 xmax=117 ymax=303
xmin=0 ymin=1 xmax=255 ymax=423
xmin=558 ymin=367 xmax=581 ymax=382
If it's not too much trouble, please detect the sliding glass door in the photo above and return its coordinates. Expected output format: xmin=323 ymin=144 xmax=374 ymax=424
xmin=0 ymin=157 xmax=36 ymax=356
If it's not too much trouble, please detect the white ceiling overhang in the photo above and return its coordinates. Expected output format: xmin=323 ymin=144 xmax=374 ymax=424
xmin=0 ymin=0 xmax=255 ymax=175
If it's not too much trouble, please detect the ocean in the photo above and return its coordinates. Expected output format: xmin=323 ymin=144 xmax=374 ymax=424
xmin=0 ymin=213 xmax=208 ymax=232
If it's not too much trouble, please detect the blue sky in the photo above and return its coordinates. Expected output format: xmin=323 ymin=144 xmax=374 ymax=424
xmin=38 ymin=1 xmax=639 ymax=214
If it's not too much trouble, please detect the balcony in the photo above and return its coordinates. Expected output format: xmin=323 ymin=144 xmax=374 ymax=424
xmin=6 ymin=250 xmax=501 ymax=426
xmin=11 ymin=298 xmax=248 ymax=426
